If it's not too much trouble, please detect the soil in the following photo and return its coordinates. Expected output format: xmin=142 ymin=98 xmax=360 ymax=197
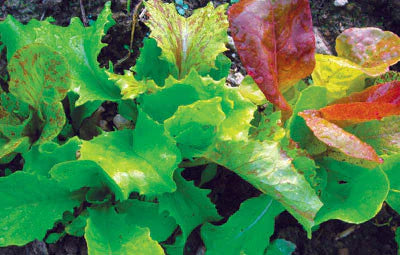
xmin=0 ymin=0 xmax=399 ymax=254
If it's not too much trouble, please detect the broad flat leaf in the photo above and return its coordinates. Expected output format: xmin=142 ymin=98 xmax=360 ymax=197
xmin=345 ymin=116 xmax=400 ymax=155
xmin=315 ymin=158 xmax=389 ymax=224
xmin=0 ymin=2 xmax=121 ymax=105
xmin=158 ymin=169 xmax=221 ymax=242
xmin=299 ymin=110 xmax=382 ymax=163
xmin=334 ymin=81 xmax=400 ymax=104
xmin=145 ymin=0 xmax=228 ymax=78
xmin=319 ymin=102 xmax=400 ymax=126
xmin=164 ymin=98 xmax=226 ymax=158
xmin=380 ymin=155 xmax=400 ymax=214
xmin=238 ymin=75 xmax=268 ymax=105
xmin=205 ymin=139 xmax=322 ymax=235
xmin=80 ymin=109 xmax=181 ymax=199
xmin=8 ymin=44 xmax=70 ymax=108
xmin=311 ymin=54 xmax=367 ymax=103
xmin=201 ymin=195 xmax=284 ymax=255
xmin=251 ymin=111 xmax=285 ymax=142
xmin=266 ymin=239 xmax=296 ymax=255
xmin=0 ymin=172 xmax=80 ymax=246
xmin=23 ymin=137 xmax=81 ymax=176
xmin=133 ymin=37 xmax=171 ymax=86
xmin=140 ymin=70 xmax=256 ymax=141
xmin=117 ymin=200 xmax=177 ymax=242
xmin=50 ymin=160 xmax=122 ymax=199
xmin=85 ymin=208 xmax=164 ymax=255
xmin=228 ymin=0 xmax=315 ymax=110
xmin=336 ymin=27 xmax=400 ymax=76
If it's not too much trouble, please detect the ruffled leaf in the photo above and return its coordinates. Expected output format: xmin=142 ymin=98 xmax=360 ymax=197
xmin=336 ymin=27 xmax=400 ymax=76
xmin=0 ymin=2 xmax=121 ymax=105
xmin=228 ymin=0 xmax=315 ymax=110
xmin=145 ymin=0 xmax=229 ymax=78
xmin=79 ymin=110 xmax=181 ymax=199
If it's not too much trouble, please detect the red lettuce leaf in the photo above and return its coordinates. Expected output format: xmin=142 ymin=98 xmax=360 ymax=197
xmin=299 ymin=110 xmax=382 ymax=163
xmin=320 ymin=102 xmax=400 ymax=126
xmin=228 ymin=0 xmax=315 ymax=111
xmin=334 ymin=81 xmax=400 ymax=105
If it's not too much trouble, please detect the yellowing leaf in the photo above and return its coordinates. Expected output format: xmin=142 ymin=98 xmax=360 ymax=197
xmin=145 ymin=0 xmax=228 ymax=78
xmin=311 ymin=54 xmax=367 ymax=102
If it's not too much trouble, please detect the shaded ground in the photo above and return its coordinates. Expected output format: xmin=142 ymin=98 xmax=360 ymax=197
xmin=0 ymin=0 xmax=399 ymax=254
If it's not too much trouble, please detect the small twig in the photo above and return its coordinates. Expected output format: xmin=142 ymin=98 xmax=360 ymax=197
xmin=114 ymin=0 xmax=144 ymax=69
xmin=80 ymin=0 xmax=89 ymax=26
xmin=40 ymin=9 xmax=47 ymax=21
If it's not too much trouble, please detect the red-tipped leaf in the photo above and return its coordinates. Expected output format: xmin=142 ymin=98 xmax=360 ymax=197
xmin=228 ymin=0 xmax=315 ymax=111
xmin=320 ymin=102 xmax=400 ymax=126
xmin=299 ymin=110 xmax=382 ymax=163
xmin=334 ymin=81 xmax=400 ymax=105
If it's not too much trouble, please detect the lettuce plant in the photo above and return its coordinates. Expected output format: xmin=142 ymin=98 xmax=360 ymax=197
xmin=0 ymin=0 xmax=399 ymax=254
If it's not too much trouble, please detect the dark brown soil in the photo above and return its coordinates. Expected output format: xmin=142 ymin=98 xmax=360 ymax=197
xmin=0 ymin=0 xmax=399 ymax=255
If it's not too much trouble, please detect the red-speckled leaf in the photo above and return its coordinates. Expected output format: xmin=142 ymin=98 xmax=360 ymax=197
xmin=336 ymin=27 xmax=400 ymax=76
xmin=334 ymin=81 xmax=400 ymax=105
xmin=8 ymin=43 xmax=70 ymax=109
xmin=320 ymin=102 xmax=400 ymax=126
xmin=299 ymin=110 xmax=382 ymax=163
xmin=228 ymin=0 xmax=315 ymax=110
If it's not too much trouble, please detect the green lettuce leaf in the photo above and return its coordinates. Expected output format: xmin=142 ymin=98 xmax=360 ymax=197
xmin=164 ymin=98 xmax=226 ymax=158
xmin=201 ymin=195 xmax=284 ymax=255
xmin=144 ymin=0 xmax=228 ymax=78
xmin=50 ymin=160 xmax=123 ymax=199
xmin=159 ymin=169 xmax=221 ymax=251
xmin=117 ymin=199 xmax=177 ymax=242
xmin=315 ymin=158 xmax=389 ymax=225
xmin=139 ymin=70 xmax=256 ymax=143
xmin=0 ymin=2 xmax=121 ymax=105
xmin=205 ymin=139 xmax=322 ymax=235
xmin=80 ymin=109 xmax=181 ymax=199
xmin=0 ymin=172 xmax=80 ymax=246
xmin=132 ymin=37 xmax=171 ymax=86
xmin=85 ymin=207 xmax=164 ymax=255
xmin=23 ymin=137 xmax=81 ymax=176
xmin=380 ymin=155 xmax=400 ymax=214
xmin=345 ymin=115 xmax=400 ymax=155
